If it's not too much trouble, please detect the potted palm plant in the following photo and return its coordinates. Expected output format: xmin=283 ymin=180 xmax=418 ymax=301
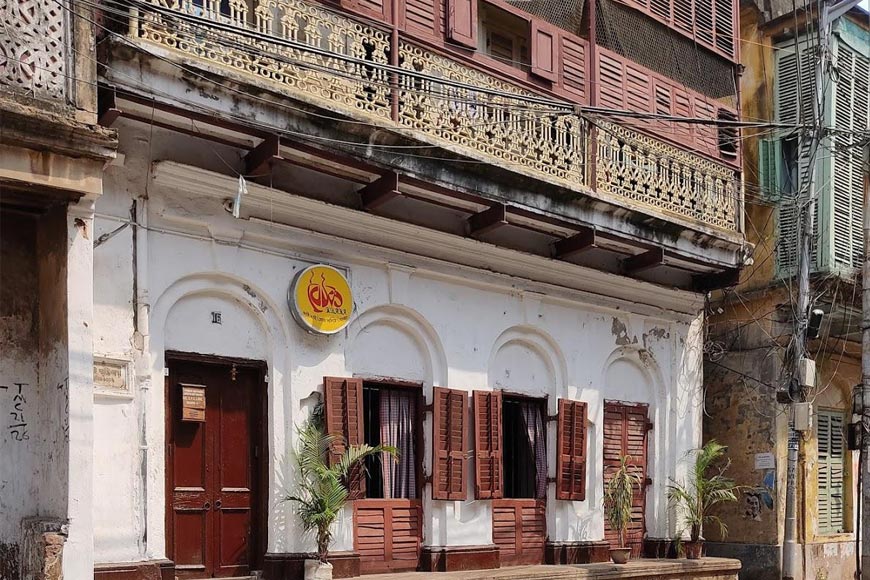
xmin=287 ymin=412 xmax=396 ymax=580
xmin=604 ymin=454 xmax=643 ymax=564
xmin=667 ymin=440 xmax=740 ymax=559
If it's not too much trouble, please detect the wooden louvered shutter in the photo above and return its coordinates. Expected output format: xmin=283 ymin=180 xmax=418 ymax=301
xmin=560 ymin=35 xmax=587 ymax=99
xmin=473 ymin=390 xmax=503 ymax=499
xmin=343 ymin=0 xmax=389 ymax=21
xmin=432 ymin=387 xmax=468 ymax=500
xmin=447 ymin=0 xmax=478 ymax=49
xmin=530 ymin=21 xmax=557 ymax=82
xmin=603 ymin=402 xmax=648 ymax=556
xmin=556 ymin=399 xmax=588 ymax=501
xmin=758 ymin=139 xmax=782 ymax=200
xmin=324 ymin=376 xmax=366 ymax=499
xmin=831 ymin=41 xmax=869 ymax=270
xmin=817 ymin=409 xmax=846 ymax=535
xmin=774 ymin=43 xmax=815 ymax=277
xmin=404 ymin=0 xmax=439 ymax=37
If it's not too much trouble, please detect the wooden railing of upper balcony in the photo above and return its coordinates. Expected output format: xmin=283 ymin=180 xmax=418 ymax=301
xmin=127 ymin=0 xmax=741 ymax=233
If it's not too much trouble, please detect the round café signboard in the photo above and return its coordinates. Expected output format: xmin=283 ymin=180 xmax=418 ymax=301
xmin=289 ymin=265 xmax=353 ymax=334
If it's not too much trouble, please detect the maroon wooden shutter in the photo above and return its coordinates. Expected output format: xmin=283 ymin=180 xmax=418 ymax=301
xmin=556 ymin=398 xmax=588 ymax=501
xmin=473 ymin=390 xmax=503 ymax=499
xmin=447 ymin=0 xmax=478 ymax=49
xmin=404 ymin=0 xmax=439 ymax=37
xmin=530 ymin=21 xmax=558 ymax=82
xmin=560 ymin=34 xmax=587 ymax=99
xmin=603 ymin=402 xmax=648 ymax=556
xmin=324 ymin=376 xmax=366 ymax=499
xmin=432 ymin=387 xmax=468 ymax=500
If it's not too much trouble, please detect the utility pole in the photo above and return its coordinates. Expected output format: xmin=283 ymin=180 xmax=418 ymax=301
xmin=782 ymin=2 xmax=830 ymax=578
xmin=861 ymin=141 xmax=870 ymax=580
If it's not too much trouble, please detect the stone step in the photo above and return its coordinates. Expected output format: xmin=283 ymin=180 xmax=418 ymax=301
xmin=364 ymin=559 xmax=741 ymax=580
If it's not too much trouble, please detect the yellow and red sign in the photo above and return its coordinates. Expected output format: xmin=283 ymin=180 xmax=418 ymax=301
xmin=289 ymin=265 xmax=353 ymax=334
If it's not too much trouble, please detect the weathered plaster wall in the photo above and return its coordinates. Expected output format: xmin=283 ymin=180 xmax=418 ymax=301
xmin=90 ymin=130 xmax=708 ymax=564
xmin=802 ymin=355 xmax=859 ymax=580
xmin=703 ymin=286 xmax=788 ymax=580
xmin=0 ymin=211 xmax=40 ymax=579
xmin=705 ymin=286 xmax=861 ymax=580
xmin=735 ymin=3 xmax=777 ymax=293
xmin=0 ymin=206 xmax=80 ymax=580
xmin=36 ymin=205 xmax=70 ymax=530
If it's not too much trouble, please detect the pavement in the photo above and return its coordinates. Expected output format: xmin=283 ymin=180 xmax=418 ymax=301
xmin=364 ymin=558 xmax=742 ymax=580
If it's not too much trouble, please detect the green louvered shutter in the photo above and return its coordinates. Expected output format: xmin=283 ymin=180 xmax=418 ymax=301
xmin=830 ymin=40 xmax=870 ymax=270
xmin=758 ymin=139 xmax=782 ymax=200
xmin=774 ymin=39 xmax=820 ymax=277
xmin=817 ymin=409 xmax=846 ymax=535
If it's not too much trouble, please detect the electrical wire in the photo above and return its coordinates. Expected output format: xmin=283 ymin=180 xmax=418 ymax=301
xmin=83 ymin=0 xmax=836 ymax=131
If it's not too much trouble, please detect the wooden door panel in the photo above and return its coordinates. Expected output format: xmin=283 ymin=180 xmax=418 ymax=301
xmin=603 ymin=402 xmax=649 ymax=558
xmin=492 ymin=499 xmax=545 ymax=566
xmin=213 ymin=369 xmax=255 ymax=576
xmin=167 ymin=358 xmax=263 ymax=579
xmin=354 ymin=499 xmax=422 ymax=574
xmin=170 ymin=365 xmax=214 ymax=578
xmin=172 ymin=507 xmax=210 ymax=575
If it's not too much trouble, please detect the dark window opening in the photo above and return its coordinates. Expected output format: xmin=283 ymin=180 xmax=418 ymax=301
xmin=362 ymin=383 xmax=421 ymax=499
xmin=502 ymin=396 xmax=547 ymax=499
xmin=191 ymin=0 xmax=255 ymax=26
xmin=717 ymin=109 xmax=738 ymax=158
xmin=781 ymin=136 xmax=799 ymax=196
xmin=479 ymin=2 xmax=531 ymax=70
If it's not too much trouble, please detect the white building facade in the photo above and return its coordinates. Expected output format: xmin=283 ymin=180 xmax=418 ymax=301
xmin=88 ymin=122 xmax=708 ymax=578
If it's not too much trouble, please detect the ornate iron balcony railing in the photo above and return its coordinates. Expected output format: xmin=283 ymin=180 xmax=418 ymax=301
xmin=128 ymin=0 xmax=740 ymax=233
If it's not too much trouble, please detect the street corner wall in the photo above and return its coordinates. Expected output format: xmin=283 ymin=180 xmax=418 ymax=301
xmin=802 ymin=353 xmax=859 ymax=580
xmin=703 ymin=346 xmax=785 ymax=547
xmin=806 ymin=540 xmax=857 ymax=580
xmin=0 ymin=210 xmax=40 ymax=579
xmin=0 ymin=206 xmax=71 ymax=580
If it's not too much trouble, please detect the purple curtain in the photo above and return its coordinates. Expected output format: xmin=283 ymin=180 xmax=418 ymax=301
xmin=520 ymin=402 xmax=547 ymax=499
xmin=380 ymin=389 xmax=417 ymax=499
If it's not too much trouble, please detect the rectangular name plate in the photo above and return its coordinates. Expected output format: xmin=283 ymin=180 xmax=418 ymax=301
xmin=94 ymin=357 xmax=132 ymax=398
xmin=181 ymin=384 xmax=206 ymax=422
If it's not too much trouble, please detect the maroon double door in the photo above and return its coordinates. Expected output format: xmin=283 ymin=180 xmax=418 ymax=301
xmin=166 ymin=355 xmax=265 ymax=578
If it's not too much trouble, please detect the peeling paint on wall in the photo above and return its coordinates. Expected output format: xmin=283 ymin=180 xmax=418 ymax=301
xmin=611 ymin=317 xmax=636 ymax=346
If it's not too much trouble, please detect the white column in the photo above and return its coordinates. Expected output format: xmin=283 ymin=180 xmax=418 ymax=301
xmin=63 ymin=199 xmax=96 ymax=578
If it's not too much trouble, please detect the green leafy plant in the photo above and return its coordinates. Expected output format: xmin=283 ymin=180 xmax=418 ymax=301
xmin=667 ymin=440 xmax=740 ymax=543
xmin=604 ymin=455 xmax=643 ymax=549
xmin=286 ymin=412 xmax=397 ymax=563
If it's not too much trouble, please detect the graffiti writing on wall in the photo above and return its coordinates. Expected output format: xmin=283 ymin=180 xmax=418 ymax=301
xmin=57 ymin=378 xmax=69 ymax=442
xmin=1 ymin=383 xmax=29 ymax=442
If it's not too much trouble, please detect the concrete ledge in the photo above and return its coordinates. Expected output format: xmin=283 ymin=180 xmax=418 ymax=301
xmin=93 ymin=559 xmax=174 ymax=580
xmin=704 ymin=542 xmax=780 ymax=580
xmin=421 ymin=545 xmax=500 ymax=572
xmin=366 ymin=558 xmax=741 ymax=580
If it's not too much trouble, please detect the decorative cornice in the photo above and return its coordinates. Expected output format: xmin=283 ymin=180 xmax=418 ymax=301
xmin=151 ymin=161 xmax=707 ymax=317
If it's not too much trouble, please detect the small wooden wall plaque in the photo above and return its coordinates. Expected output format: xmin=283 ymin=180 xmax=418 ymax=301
xmin=181 ymin=384 xmax=206 ymax=422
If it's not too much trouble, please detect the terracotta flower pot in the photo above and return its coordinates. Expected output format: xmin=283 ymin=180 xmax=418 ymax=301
xmin=610 ymin=547 xmax=632 ymax=564
xmin=304 ymin=559 xmax=333 ymax=580
xmin=684 ymin=541 xmax=703 ymax=560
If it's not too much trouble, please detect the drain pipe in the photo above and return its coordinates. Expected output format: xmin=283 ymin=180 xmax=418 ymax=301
xmin=133 ymin=196 xmax=153 ymax=555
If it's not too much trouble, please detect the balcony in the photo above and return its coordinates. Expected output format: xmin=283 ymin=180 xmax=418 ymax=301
xmin=124 ymin=0 xmax=740 ymax=234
